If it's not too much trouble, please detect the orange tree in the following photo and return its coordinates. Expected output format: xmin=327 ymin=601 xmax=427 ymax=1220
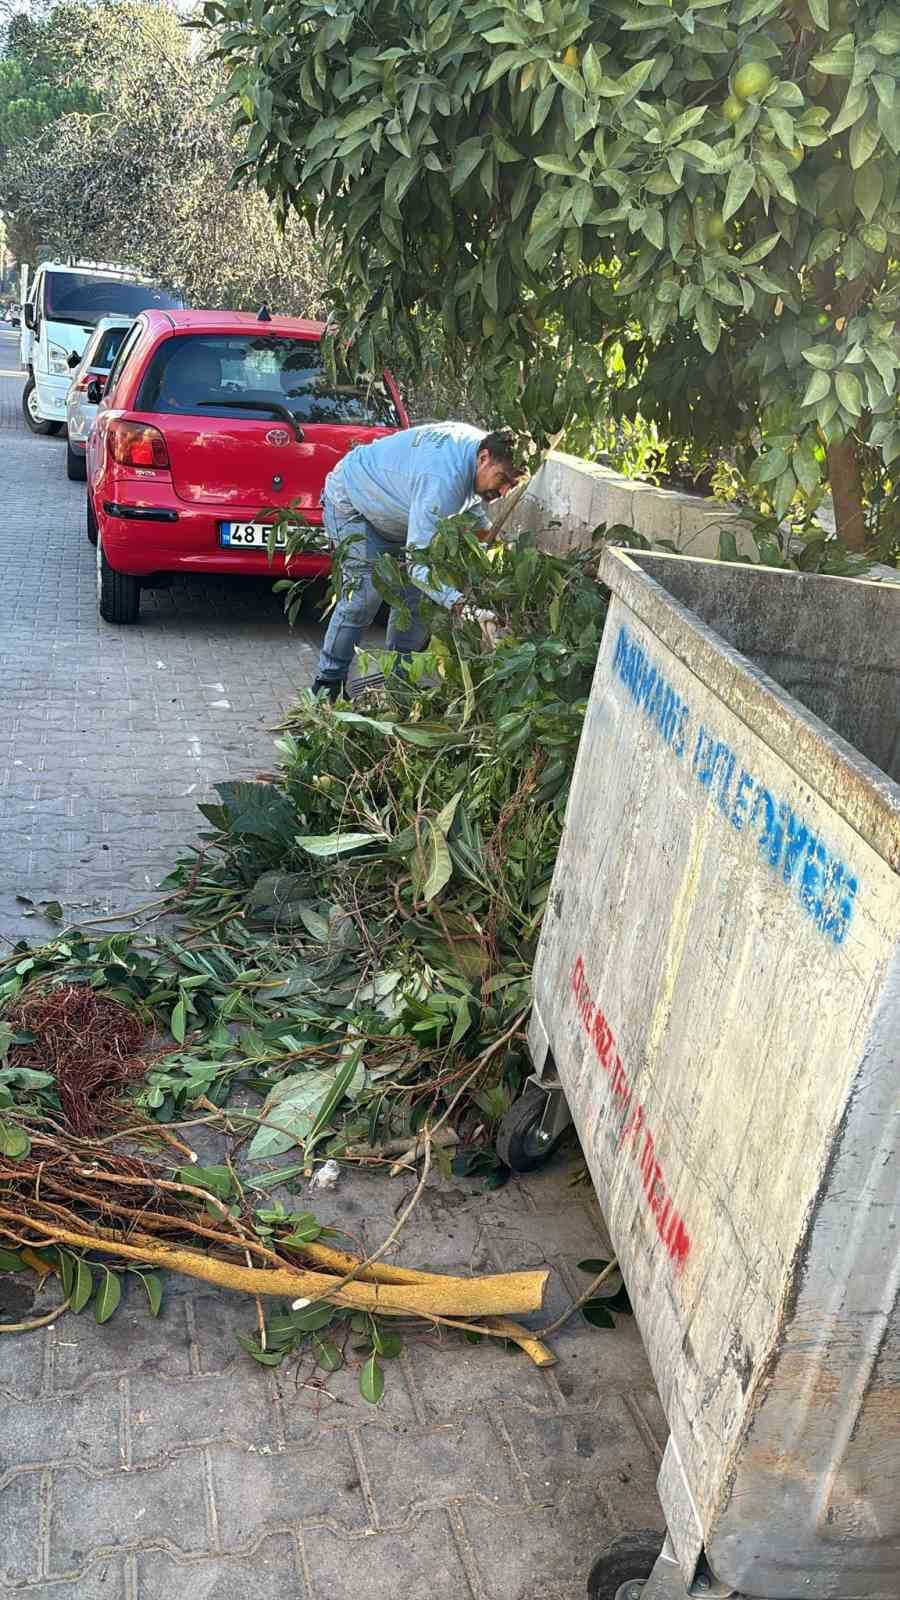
xmin=204 ymin=0 xmax=900 ymax=548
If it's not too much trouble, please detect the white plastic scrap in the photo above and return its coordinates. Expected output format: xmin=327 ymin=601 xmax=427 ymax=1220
xmin=309 ymin=1159 xmax=341 ymax=1192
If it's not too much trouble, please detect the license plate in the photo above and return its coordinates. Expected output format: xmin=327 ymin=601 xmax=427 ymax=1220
xmin=219 ymin=522 xmax=286 ymax=549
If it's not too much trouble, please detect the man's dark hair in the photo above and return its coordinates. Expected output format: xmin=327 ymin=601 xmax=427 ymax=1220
xmin=479 ymin=430 xmax=523 ymax=475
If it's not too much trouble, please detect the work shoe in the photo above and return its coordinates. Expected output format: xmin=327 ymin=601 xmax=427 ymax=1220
xmin=311 ymin=676 xmax=346 ymax=702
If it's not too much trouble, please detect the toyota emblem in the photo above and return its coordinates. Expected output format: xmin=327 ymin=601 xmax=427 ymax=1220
xmin=266 ymin=427 xmax=290 ymax=446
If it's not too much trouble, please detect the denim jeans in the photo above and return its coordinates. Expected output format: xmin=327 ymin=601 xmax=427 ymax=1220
xmin=316 ymin=489 xmax=430 ymax=683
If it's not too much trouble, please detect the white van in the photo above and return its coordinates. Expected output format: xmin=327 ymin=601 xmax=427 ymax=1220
xmin=19 ymin=261 xmax=182 ymax=435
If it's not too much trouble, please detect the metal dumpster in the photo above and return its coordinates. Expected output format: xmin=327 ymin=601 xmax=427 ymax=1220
xmin=527 ymin=549 xmax=900 ymax=1599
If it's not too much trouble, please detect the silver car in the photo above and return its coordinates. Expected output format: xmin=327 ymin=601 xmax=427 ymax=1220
xmin=64 ymin=315 xmax=134 ymax=481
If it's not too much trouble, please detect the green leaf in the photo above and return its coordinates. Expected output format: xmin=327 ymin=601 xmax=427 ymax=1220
xmin=360 ymin=1351 xmax=385 ymax=1403
xmin=0 ymin=1118 xmax=30 ymax=1158
xmin=849 ymin=118 xmax=880 ymax=171
xmin=312 ymin=1336 xmax=343 ymax=1372
xmin=739 ymin=232 xmax=779 ymax=265
xmin=547 ymin=61 xmax=584 ymax=97
xmin=94 ymin=1268 xmax=121 ymax=1325
xmin=868 ymin=345 xmax=897 ymax=392
xmin=723 ymin=160 xmax=755 ymax=222
xmin=57 ymin=1249 xmax=76 ymax=1299
xmin=235 ymin=1332 xmax=284 ymax=1365
xmin=583 ymin=1298 xmax=615 ymax=1329
xmin=481 ymin=49 xmax=522 ymax=90
xmin=807 ymin=0 xmax=828 ymax=26
xmin=372 ymin=1324 xmax=403 ymax=1358
xmin=582 ymin=44 xmax=605 ymax=97
xmin=136 ymin=1271 xmax=163 ymax=1317
xmin=859 ymin=222 xmax=888 ymax=252
xmin=534 ymin=155 xmax=581 ymax=176
xmin=71 ymin=1259 xmax=93 ymax=1314
xmin=176 ymin=1164 xmax=233 ymax=1200
xmin=869 ymin=28 xmax=900 ymax=54
xmin=280 ymin=1213 xmax=323 ymax=1245
xmin=449 ymin=139 xmax=484 ymax=193
xmin=290 ymin=1302 xmax=335 ymax=1331
xmin=835 ymin=369 xmax=863 ymax=415
xmin=616 ymin=58 xmax=655 ymax=103
xmin=802 ymin=345 xmax=838 ymax=370
xmin=793 ymin=435 xmax=821 ymax=496
xmin=422 ymin=822 xmax=453 ymax=902
xmin=810 ymin=39 xmax=854 ymax=76
xmin=531 ymin=82 xmax=556 ymax=135
xmin=296 ymin=830 xmax=388 ymax=857
xmin=0 ymin=1247 xmax=25 ymax=1272
xmin=678 ymin=138 xmax=719 ymax=167
xmin=755 ymin=446 xmax=790 ymax=482
xmin=695 ymin=295 xmax=721 ymax=354
xmin=305 ymin=1045 xmax=364 ymax=1157
xmin=170 ymin=997 xmax=187 ymax=1045
xmin=801 ymin=369 xmax=831 ymax=407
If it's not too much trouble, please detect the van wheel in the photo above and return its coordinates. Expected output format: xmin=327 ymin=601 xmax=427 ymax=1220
xmin=66 ymin=441 xmax=86 ymax=480
xmin=97 ymin=539 xmax=140 ymax=624
xmin=86 ymin=495 xmax=98 ymax=546
xmin=23 ymin=377 xmax=62 ymax=436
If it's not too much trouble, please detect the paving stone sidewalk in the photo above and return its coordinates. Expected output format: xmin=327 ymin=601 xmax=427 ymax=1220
xmin=0 ymin=340 xmax=666 ymax=1598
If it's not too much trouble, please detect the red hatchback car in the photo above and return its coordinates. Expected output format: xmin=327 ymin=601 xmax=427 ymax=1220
xmin=86 ymin=309 xmax=408 ymax=623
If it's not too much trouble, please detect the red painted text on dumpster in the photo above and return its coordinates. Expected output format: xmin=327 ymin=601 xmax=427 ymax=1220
xmin=571 ymin=956 xmax=691 ymax=1273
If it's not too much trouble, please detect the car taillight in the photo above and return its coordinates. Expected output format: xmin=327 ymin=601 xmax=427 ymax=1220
xmin=108 ymin=420 xmax=170 ymax=470
xmin=75 ymin=368 xmax=105 ymax=393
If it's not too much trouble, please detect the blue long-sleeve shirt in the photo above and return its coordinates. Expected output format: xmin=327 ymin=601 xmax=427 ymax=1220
xmin=325 ymin=422 xmax=491 ymax=607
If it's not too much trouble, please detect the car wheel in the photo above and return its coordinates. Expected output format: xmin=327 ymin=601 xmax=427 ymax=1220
xmin=97 ymin=537 xmax=140 ymax=624
xmin=86 ymin=494 xmax=98 ymax=546
xmin=23 ymin=376 xmax=62 ymax=436
xmin=66 ymin=441 xmax=86 ymax=481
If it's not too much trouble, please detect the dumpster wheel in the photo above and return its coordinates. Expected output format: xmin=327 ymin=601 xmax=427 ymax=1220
xmin=497 ymin=1086 xmax=568 ymax=1172
xmin=587 ymin=1531 xmax=664 ymax=1600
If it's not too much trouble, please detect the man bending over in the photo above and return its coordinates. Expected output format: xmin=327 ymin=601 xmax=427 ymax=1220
xmin=312 ymin=422 xmax=524 ymax=698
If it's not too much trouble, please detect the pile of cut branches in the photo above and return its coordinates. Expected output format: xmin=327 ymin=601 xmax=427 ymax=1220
xmin=0 ymin=520 xmax=616 ymax=1381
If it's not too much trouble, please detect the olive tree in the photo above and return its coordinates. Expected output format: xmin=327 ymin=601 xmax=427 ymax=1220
xmin=0 ymin=0 xmax=327 ymax=314
xmin=206 ymin=0 xmax=900 ymax=547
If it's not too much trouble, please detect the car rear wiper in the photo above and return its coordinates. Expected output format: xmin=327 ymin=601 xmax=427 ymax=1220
xmin=195 ymin=399 xmax=304 ymax=442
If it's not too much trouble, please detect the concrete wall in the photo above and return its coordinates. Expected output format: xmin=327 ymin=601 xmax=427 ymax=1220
xmin=512 ymin=449 xmax=755 ymax=559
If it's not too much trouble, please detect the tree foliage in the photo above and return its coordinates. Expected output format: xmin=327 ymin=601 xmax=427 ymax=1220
xmin=0 ymin=0 xmax=327 ymax=315
xmin=207 ymin=0 xmax=900 ymax=546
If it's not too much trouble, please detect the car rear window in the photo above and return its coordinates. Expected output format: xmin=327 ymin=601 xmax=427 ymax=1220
xmin=45 ymin=272 xmax=181 ymax=325
xmin=136 ymin=334 xmax=401 ymax=427
xmin=92 ymin=325 xmax=130 ymax=369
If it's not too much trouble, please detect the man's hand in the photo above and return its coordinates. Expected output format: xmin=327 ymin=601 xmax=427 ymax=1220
xmin=452 ymin=602 xmax=504 ymax=649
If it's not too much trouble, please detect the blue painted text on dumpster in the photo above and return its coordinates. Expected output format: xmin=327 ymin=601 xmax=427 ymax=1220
xmin=571 ymin=956 xmax=691 ymax=1275
xmin=611 ymin=623 xmax=859 ymax=945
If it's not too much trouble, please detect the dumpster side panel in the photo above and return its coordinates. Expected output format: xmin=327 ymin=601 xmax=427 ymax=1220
xmin=533 ymin=594 xmax=900 ymax=1592
xmin=709 ymin=950 xmax=900 ymax=1597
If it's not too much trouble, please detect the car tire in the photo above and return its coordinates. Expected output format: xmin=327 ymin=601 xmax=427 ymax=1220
xmin=66 ymin=441 xmax=87 ymax=481
xmin=23 ymin=376 xmax=62 ymax=436
xmin=97 ymin=537 xmax=140 ymax=624
xmin=86 ymin=494 xmax=98 ymax=546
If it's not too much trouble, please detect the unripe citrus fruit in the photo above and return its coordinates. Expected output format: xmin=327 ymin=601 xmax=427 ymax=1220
xmin=815 ymin=311 xmax=830 ymax=328
xmin=482 ymin=315 xmax=497 ymax=337
xmin=722 ymin=94 xmax=744 ymax=123
xmin=733 ymin=61 xmax=774 ymax=100
xmin=704 ymin=210 xmax=728 ymax=242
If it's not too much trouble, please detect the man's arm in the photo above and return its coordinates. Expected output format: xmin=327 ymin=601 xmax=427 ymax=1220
xmin=405 ymin=476 xmax=467 ymax=608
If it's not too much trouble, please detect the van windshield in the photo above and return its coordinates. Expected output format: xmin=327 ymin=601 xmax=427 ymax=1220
xmin=137 ymin=334 xmax=402 ymax=426
xmin=44 ymin=273 xmax=181 ymax=326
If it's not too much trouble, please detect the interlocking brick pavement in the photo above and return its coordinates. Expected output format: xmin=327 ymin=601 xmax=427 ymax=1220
xmin=0 ymin=336 xmax=666 ymax=1597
